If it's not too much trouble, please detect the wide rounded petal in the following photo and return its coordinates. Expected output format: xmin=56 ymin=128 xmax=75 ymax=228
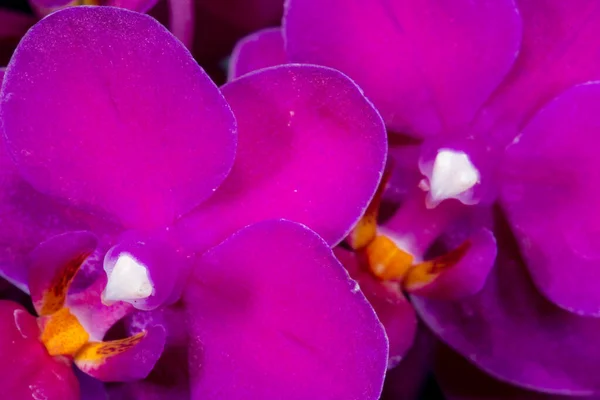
xmin=413 ymin=212 xmax=600 ymax=395
xmin=284 ymin=0 xmax=521 ymax=137
xmin=500 ymin=83 xmax=600 ymax=316
xmin=228 ymin=27 xmax=287 ymax=80
xmin=1 ymin=6 xmax=237 ymax=230
xmin=185 ymin=220 xmax=388 ymax=400
xmin=177 ymin=64 xmax=387 ymax=251
xmin=0 ymin=143 xmax=117 ymax=292
xmin=0 ymin=300 xmax=80 ymax=399
xmin=477 ymin=0 xmax=600 ymax=143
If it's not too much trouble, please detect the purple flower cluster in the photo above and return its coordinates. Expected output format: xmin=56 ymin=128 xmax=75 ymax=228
xmin=0 ymin=0 xmax=599 ymax=399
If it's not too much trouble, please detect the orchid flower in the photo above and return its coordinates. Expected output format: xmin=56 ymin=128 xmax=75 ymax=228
xmin=224 ymin=0 xmax=600 ymax=395
xmin=0 ymin=6 xmax=390 ymax=399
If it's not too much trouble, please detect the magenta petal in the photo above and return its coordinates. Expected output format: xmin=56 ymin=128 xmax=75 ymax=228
xmin=0 ymin=300 xmax=80 ymax=399
xmin=501 ymin=82 xmax=600 ymax=316
xmin=185 ymin=220 xmax=388 ymax=399
xmin=2 ymin=6 xmax=237 ymax=230
xmin=335 ymin=247 xmax=417 ymax=368
xmin=228 ymin=27 xmax=287 ymax=80
xmin=177 ymin=64 xmax=387 ymax=251
xmin=105 ymin=0 xmax=159 ymax=12
xmin=28 ymin=0 xmax=72 ymax=8
xmin=413 ymin=214 xmax=600 ymax=395
xmin=408 ymin=228 xmax=497 ymax=300
xmin=434 ymin=344 xmax=599 ymax=400
xmin=75 ymin=325 xmax=166 ymax=382
xmin=480 ymin=0 xmax=600 ymax=137
xmin=285 ymin=0 xmax=521 ymax=137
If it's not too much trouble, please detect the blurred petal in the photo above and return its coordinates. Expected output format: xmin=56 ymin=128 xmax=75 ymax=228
xmin=478 ymin=0 xmax=600 ymax=142
xmin=228 ymin=27 xmax=287 ymax=80
xmin=1 ymin=6 xmax=237 ymax=229
xmin=413 ymin=211 xmax=600 ymax=395
xmin=380 ymin=325 xmax=436 ymax=400
xmin=167 ymin=0 xmax=195 ymax=47
xmin=0 ymin=300 xmax=79 ymax=399
xmin=28 ymin=0 xmax=72 ymax=8
xmin=75 ymin=325 xmax=166 ymax=382
xmin=285 ymin=0 xmax=521 ymax=137
xmin=105 ymin=0 xmax=159 ymax=12
xmin=501 ymin=83 xmax=600 ymax=315
xmin=185 ymin=220 xmax=388 ymax=399
xmin=435 ymin=344 xmax=600 ymax=400
xmin=76 ymin=368 xmax=108 ymax=400
xmin=335 ymin=247 xmax=417 ymax=368
xmin=177 ymin=64 xmax=387 ymax=251
xmin=196 ymin=0 xmax=283 ymax=31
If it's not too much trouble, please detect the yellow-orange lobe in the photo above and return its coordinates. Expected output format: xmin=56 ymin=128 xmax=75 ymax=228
xmin=403 ymin=241 xmax=471 ymax=290
xmin=75 ymin=331 xmax=146 ymax=362
xmin=364 ymin=235 xmax=414 ymax=281
xmin=347 ymin=167 xmax=392 ymax=250
xmin=40 ymin=307 xmax=90 ymax=357
xmin=38 ymin=252 xmax=90 ymax=316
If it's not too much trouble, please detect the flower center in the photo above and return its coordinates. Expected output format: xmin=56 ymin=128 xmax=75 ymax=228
xmin=102 ymin=253 xmax=154 ymax=303
xmin=347 ymin=166 xmax=470 ymax=289
xmin=420 ymin=148 xmax=480 ymax=208
xmin=39 ymin=307 xmax=89 ymax=357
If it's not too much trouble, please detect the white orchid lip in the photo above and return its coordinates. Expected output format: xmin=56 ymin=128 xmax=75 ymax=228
xmin=420 ymin=148 xmax=480 ymax=208
xmin=102 ymin=253 xmax=154 ymax=303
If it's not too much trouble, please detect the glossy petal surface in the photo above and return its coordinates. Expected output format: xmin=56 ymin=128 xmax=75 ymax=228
xmin=178 ymin=65 xmax=387 ymax=250
xmin=285 ymin=0 xmax=521 ymax=137
xmin=413 ymin=213 xmax=600 ymax=395
xmin=229 ymin=27 xmax=287 ymax=80
xmin=501 ymin=83 xmax=600 ymax=315
xmin=1 ymin=6 xmax=237 ymax=229
xmin=185 ymin=220 xmax=388 ymax=400
xmin=0 ymin=301 xmax=79 ymax=400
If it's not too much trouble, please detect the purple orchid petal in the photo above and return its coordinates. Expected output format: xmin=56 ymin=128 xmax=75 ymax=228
xmin=406 ymin=228 xmax=497 ymax=300
xmin=75 ymin=368 xmax=108 ymax=400
xmin=1 ymin=6 xmax=237 ymax=230
xmin=413 ymin=212 xmax=600 ymax=395
xmin=167 ymin=0 xmax=195 ymax=48
xmin=0 ymin=140 xmax=116 ymax=292
xmin=284 ymin=0 xmax=521 ymax=137
xmin=335 ymin=247 xmax=417 ymax=368
xmin=177 ymin=64 xmax=387 ymax=251
xmin=28 ymin=0 xmax=72 ymax=8
xmin=105 ymin=0 xmax=159 ymax=12
xmin=108 ymin=306 xmax=191 ymax=399
xmin=381 ymin=325 xmax=436 ymax=400
xmin=0 ymin=300 xmax=80 ymax=399
xmin=185 ymin=220 xmax=388 ymax=399
xmin=75 ymin=324 xmax=166 ymax=382
xmin=228 ymin=27 xmax=287 ymax=80
xmin=500 ymin=82 xmax=600 ymax=316
xmin=28 ymin=231 xmax=98 ymax=316
xmin=435 ymin=344 xmax=600 ymax=400
xmin=476 ymin=0 xmax=600 ymax=144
